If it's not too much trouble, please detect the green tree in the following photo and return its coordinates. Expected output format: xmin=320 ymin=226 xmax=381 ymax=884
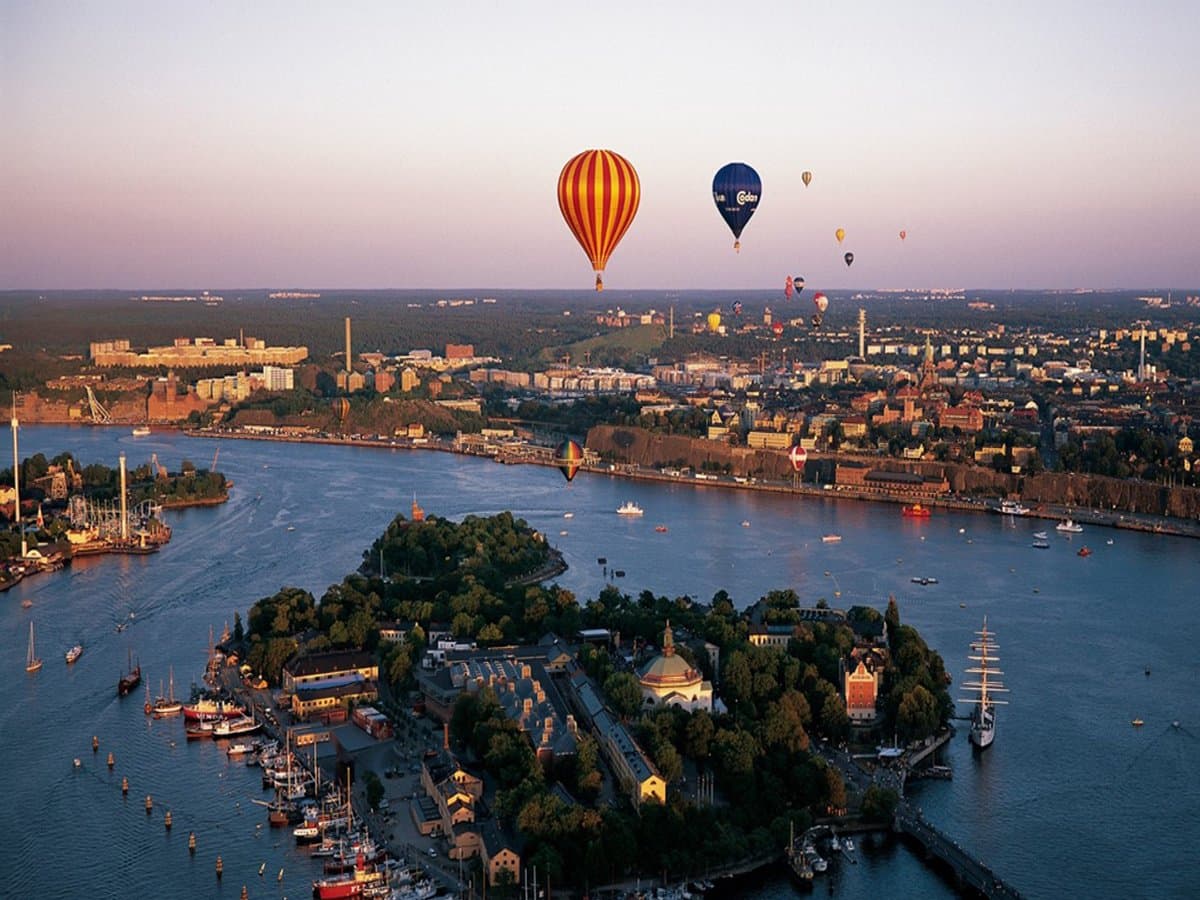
xmin=604 ymin=672 xmax=644 ymax=720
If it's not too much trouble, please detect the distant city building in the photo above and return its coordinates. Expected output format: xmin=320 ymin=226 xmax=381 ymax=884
xmin=91 ymin=336 xmax=306 ymax=368
xmin=445 ymin=343 xmax=475 ymax=359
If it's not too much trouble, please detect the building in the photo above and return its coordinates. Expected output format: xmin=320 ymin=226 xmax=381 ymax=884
xmin=281 ymin=650 xmax=379 ymax=719
xmin=91 ymin=336 xmax=307 ymax=368
xmin=747 ymin=623 xmax=799 ymax=649
xmin=445 ymin=344 xmax=475 ymax=359
xmin=842 ymin=647 xmax=888 ymax=724
xmin=638 ymin=623 xmax=713 ymax=713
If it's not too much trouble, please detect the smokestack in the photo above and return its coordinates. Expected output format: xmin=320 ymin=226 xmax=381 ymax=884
xmin=345 ymin=317 xmax=352 ymax=373
xmin=119 ymin=452 xmax=128 ymax=540
xmin=858 ymin=308 xmax=866 ymax=358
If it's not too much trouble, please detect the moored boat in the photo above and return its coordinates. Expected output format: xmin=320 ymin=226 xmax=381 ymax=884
xmin=961 ymin=617 xmax=1008 ymax=749
xmin=152 ymin=667 xmax=183 ymax=716
xmin=211 ymin=714 xmax=262 ymax=738
xmin=183 ymin=695 xmax=246 ymax=721
xmin=996 ymin=499 xmax=1031 ymax=516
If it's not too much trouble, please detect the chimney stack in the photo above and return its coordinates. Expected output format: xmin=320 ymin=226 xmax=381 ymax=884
xmin=345 ymin=317 xmax=352 ymax=373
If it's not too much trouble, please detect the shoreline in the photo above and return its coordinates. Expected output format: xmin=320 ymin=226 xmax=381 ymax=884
xmin=183 ymin=426 xmax=1200 ymax=540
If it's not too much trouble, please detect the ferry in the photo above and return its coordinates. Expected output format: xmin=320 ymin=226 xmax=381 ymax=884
xmin=616 ymin=501 xmax=644 ymax=516
xmin=1056 ymin=519 xmax=1084 ymax=534
xmin=996 ymin=500 xmax=1031 ymax=516
xmin=902 ymin=503 xmax=932 ymax=518
xmin=65 ymin=644 xmax=83 ymax=664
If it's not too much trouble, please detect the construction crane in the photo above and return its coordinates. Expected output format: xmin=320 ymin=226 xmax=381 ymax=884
xmin=84 ymin=386 xmax=111 ymax=424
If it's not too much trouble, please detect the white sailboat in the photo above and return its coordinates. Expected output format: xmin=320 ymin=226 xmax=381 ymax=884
xmin=26 ymin=622 xmax=43 ymax=673
xmin=961 ymin=617 xmax=1008 ymax=749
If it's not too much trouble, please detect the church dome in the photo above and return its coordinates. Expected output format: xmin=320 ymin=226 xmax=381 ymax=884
xmin=639 ymin=622 xmax=701 ymax=690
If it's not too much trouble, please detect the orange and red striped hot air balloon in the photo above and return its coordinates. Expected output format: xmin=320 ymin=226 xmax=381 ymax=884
xmin=557 ymin=149 xmax=640 ymax=291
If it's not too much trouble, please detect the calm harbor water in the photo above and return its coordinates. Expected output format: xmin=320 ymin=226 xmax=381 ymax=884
xmin=4 ymin=426 xmax=1199 ymax=899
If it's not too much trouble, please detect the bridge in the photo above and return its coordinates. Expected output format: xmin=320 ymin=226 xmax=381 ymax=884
xmin=895 ymin=805 xmax=1022 ymax=899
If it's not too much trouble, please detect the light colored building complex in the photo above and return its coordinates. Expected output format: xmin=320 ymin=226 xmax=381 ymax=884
xmin=280 ymin=650 xmax=379 ymax=720
xmin=91 ymin=336 xmax=307 ymax=368
xmin=567 ymin=670 xmax=665 ymax=807
xmin=451 ymin=657 xmax=578 ymax=761
xmin=637 ymin=622 xmax=713 ymax=713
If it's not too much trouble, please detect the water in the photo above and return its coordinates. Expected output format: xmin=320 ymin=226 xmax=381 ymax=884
xmin=4 ymin=426 xmax=1199 ymax=899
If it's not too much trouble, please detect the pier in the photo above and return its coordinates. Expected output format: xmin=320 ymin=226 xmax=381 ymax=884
xmin=895 ymin=804 xmax=1022 ymax=899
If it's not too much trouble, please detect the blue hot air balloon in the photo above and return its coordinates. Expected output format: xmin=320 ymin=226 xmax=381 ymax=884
xmin=712 ymin=162 xmax=761 ymax=252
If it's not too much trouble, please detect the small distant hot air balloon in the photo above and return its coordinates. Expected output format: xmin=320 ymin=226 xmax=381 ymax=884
xmin=899 ymin=229 xmax=907 ymax=241
xmin=557 ymin=150 xmax=641 ymax=291
xmin=332 ymin=397 xmax=350 ymax=423
xmin=772 ymin=321 xmax=784 ymax=337
xmin=801 ymin=171 xmax=813 ymax=187
xmin=784 ymin=276 xmax=794 ymax=299
xmin=712 ymin=162 xmax=761 ymax=252
xmin=835 ymin=228 xmax=845 ymax=244
xmin=811 ymin=292 xmax=829 ymax=328
xmin=788 ymin=445 xmax=808 ymax=472
xmin=554 ymin=439 xmax=584 ymax=483
xmin=707 ymin=311 xmax=722 ymax=334
xmin=793 ymin=276 xmax=805 ymax=296
xmin=732 ymin=300 xmax=743 ymax=317
xmin=844 ymin=252 xmax=854 ymax=267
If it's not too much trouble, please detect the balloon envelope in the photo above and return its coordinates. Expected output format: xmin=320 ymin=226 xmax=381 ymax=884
xmin=899 ymin=230 xmax=907 ymax=241
xmin=801 ymin=171 xmax=812 ymax=187
xmin=835 ymin=228 xmax=845 ymax=244
xmin=772 ymin=321 xmax=784 ymax=337
xmin=812 ymin=292 xmax=828 ymax=314
xmin=784 ymin=276 xmax=794 ymax=299
xmin=557 ymin=150 xmax=641 ymax=290
xmin=844 ymin=252 xmax=854 ymax=267
xmin=332 ymin=397 xmax=350 ymax=423
xmin=554 ymin=439 xmax=584 ymax=483
xmin=712 ymin=162 xmax=761 ymax=248
xmin=707 ymin=312 xmax=722 ymax=333
xmin=732 ymin=300 xmax=743 ymax=317
xmin=788 ymin=445 xmax=808 ymax=472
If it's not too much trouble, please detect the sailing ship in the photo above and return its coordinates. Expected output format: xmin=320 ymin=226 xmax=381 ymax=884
xmin=117 ymin=649 xmax=142 ymax=697
xmin=961 ymin=617 xmax=1008 ymax=749
xmin=151 ymin=667 xmax=183 ymax=716
xmin=26 ymin=622 xmax=43 ymax=672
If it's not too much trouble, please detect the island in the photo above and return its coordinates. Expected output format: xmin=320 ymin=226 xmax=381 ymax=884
xmin=217 ymin=506 xmax=956 ymax=896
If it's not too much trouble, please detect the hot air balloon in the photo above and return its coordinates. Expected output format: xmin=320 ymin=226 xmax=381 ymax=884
xmin=712 ymin=162 xmax=761 ymax=252
xmin=707 ymin=311 xmax=722 ymax=334
xmin=554 ymin=439 xmax=584 ymax=483
xmin=732 ymin=300 xmax=743 ymax=317
xmin=788 ymin=445 xmax=808 ymax=472
xmin=793 ymin=276 xmax=805 ymax=296
xmin=844 ymin=252 xmax=854 ymax=267
xmin=784 ymin=276 xmax=794 ymax=299
xmin=899 ymin=229 xmax=907 ymax=241
xmin=801 ymin=171 xmax=812 ymax=187
xmin=772 ymin=321 xmax=784 ymax=337
xmin=811 ymin=292 xmax=829 ymax=328
xmin=557 ymin=150 xmax=641 ymax=291
xmin=835 ymin=228 xmax=845 ymax=244
xmin=332 ymin=397 xmax=350 ymax=423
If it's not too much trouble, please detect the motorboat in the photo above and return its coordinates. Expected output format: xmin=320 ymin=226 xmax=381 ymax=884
xmin=1033 ymin=531 xmax=1048 ymax=540
xmin=821 ymin=534 xmax=842 ymax=543
xmin=1056 ymin=519 xmax=1083 ymax=533
xmin=131 ymin=426 xmax=151 ymax=437
xmin=1032 ymin=540 xmax=1050 ymax=549
xmin=1077 ymin=546 xmax=1092 ymax=557
xmin=902 ymin=503 xmax=932 ymax=518
xmin=65 ymin=644 xmax=84 ymax=664
xmin=655 ymin=525 xmax=668 ymax=533
xmin=616 ymin=501 xmax=644 ymax=516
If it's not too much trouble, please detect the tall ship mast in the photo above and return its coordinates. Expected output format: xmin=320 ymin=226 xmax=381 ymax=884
xmin=961 ymin=617 xmax=1008 ymax=749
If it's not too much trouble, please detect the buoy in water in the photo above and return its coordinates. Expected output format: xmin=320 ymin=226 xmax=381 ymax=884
xmin=122 ymin=776 xmax=129 ymax=794
xmin=145 ymin=795 xmax=153 ymax=813
xmin=107 ymin=752 xmax=115 ymax=768
xmin=216 ymin=855 xmax=223 ymax=878
xmin=164 ymin=810 xmax=172 ymax=829
xmin=92 ymin=736 xmax=99 ymax=752
xmin=188 ymin=832 xmax=196 ymax=854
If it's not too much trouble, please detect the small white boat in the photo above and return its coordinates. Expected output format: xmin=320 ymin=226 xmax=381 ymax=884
xmin=227 ymin=742 xmax=256 ymax=756
xmin=131 ymin=426 xmax=151 ymax=437
xmin=821 ymin=534 xmax=842 ymax=543
xmin=844 ymin=837 xmax=855 ymax=852
xmin=65 ymin=644 xmax=83 ymax=664
xmin=741 ymin=520 xmax=751 ymax=527
xmin=616 ymin=501 xmax=644 ymax=516
xmin=1033 ymin=531 xmax=1048 ymax=540
xmin=563 ymin=512 xmax=574 ymax=519
xmin=1032 ymin=540 xmax=1050 ymax=549
xmin=1056 ymin=519 xmax=1083 ymax=534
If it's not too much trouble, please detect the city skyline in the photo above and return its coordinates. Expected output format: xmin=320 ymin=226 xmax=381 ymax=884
xmin=3 ymin=1 xmax=1198 ymax=291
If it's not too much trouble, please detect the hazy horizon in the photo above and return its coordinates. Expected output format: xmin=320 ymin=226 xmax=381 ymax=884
xmin=4 ymin=2 xmax=1199 ymax=291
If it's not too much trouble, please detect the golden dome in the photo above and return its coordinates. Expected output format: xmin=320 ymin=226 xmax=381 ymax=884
xmin=639 ymin=621 xmax=701 ymax=690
